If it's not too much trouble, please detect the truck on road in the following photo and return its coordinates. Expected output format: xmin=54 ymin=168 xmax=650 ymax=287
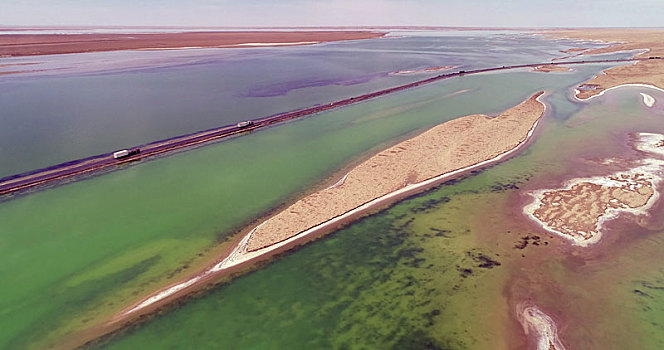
xmin=237 ymin=121 xmax=254 ymax=128
xmin=113 ymin=148 xmax=141 ymax=159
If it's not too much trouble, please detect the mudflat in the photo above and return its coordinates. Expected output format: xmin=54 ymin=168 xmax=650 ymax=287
xmin=0 ymin=31 xmax=385 ymax=57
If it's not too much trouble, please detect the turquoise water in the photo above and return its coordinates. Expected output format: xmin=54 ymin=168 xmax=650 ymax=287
xmin=94 ymin=84 xmax=664 ymax=350
xmin=0 ymin=65 xmax=610 ymax=349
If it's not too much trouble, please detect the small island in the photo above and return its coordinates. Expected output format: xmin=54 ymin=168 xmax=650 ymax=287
xmin=524 ymin=133 xmax=664 ymax=246
xmin=533 ymin=65 xmax=571 ymax=73
xmin=246 ymin=92 xmax=546 ymax=251
xmin=120 ymin=92 xmax=547 ymax=319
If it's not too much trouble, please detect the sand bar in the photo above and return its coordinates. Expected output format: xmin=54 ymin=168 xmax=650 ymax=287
xmin=121 ymin=92 xmax=546 ymax=316
xmin=524 ymin=133 xmax=664 ymax=247
xmin=549 ymin=29 xmax=664 ymax=99
xmin=517 ymin=303 xmax=566 ymax=350
xmin=637 ymin=133 xmax=664 ymax=157
xmin=573 ymin=83 xmax=664 ymax=102
xmin=246 ymin=92 xmax=546 ymax=251
xmin=0 ymin=31 xmax=385 ymax=57
xmin=533 ymin=65 xmax=571 ymax=73
xmin=640 ymin=93 xmax=656 ymax=107
xmin=390 ymin=66 xmax=456 ymax=75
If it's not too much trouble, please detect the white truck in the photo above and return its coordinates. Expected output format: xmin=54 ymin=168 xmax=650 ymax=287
xmin=236 ymin=121 xmax=254 ymax=128
xmin=113 ymin=148 xmax=141 ymax=159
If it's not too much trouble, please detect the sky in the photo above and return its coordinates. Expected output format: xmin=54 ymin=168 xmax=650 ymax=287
xmin=1 ymin=0 xmax=663 ymax=28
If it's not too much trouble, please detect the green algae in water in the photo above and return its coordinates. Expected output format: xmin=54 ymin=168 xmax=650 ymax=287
xmin=93 ymin=84 xmax=664 ymax=349
xmin=96 ymin=178 xmax=508 ymax=350
xmin=0 ymin=67 xmax=615 ymax=349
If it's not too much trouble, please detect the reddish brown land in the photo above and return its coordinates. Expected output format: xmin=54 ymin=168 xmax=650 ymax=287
xmin=0 ymin=31 xmax=385 ymax=57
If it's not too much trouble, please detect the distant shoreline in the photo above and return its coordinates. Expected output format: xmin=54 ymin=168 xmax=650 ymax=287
xmin=547 ymin=28 xmax=664 ymax=99
xmin=0 ymin=31 xmax=386 ymax=57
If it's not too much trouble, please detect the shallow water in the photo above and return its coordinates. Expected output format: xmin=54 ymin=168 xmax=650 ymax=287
xmin=92 ymin=86 xmax=664 ymax=349
xmin=0 ymin=60 xmax=615 ymax=349
xmin=0 ymin=31 xmax=604 ymax=177
xmin=0 ymin=31 xmax=656 ymax=349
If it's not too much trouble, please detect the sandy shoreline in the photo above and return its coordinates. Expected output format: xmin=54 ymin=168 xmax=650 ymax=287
xmin=640 ymin=93 xmax=656 ymax=107
xmin=573 ymin=83 xmax=664 ymax=102
xmin=523 ymin=133 xmax=664 ymax=247
xmin=548 ymin=29 xmax=664 ymax=100
xmin=389 ymin=66 xmax=456 ymax=75
xmin=118 ymin=92 xmax=546 ymax=317
xmin=532 ymin=65 xmax=571 ymax=73
xmin=0 ymin=31 xmax=385 ymax=57
xmin=517 ymin=303 xmax=566 ymax=350
xmin=58 ymin=92 xmax=548 ymax=350
xmin=246 ymin=92 xmax=546 ymax=251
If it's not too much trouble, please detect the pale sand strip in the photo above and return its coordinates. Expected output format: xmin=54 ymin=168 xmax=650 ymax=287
xmin=137 ymin=42 xmax=321 ymax=51
xmin=137 ymin=46 xmax=205 ymax=51
xmin=532 ymin=65 xmax=571 ymax=73
xmin=517 ymin=303 xmax=566 ymax=350
xmin=215 ymin=117 xmax=542 ymax=271
xmin=637 ymin=133 xmax=664 ymax=157
xmin=547 ymin=29 xmax=664 ymax=100
xmin=122 ymin=92 xmax=546 ymax=316
xmin=234 ymin=41 xmax=319 ymax=46
xmin=640 ymin=93 xmax=656 ymax=107
xmin=246 ymin=92 xmax=546 ymax=251
xmin=574 ymin=83 xmax=664 ymax=102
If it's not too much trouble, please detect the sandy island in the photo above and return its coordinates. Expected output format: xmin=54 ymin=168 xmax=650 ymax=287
xmin=640 ymin=92 xmax=656 ymax=107
xmin=524 ymin=133 xmax=664 ymax=247
xmin=115 ymin=92 xmax=546 ymax=320
xmin=549 ymin=29 xmax=664 ymax=100
xmin=533 ymin=65 xmax=571 ymax=73
xmin=0 ymin=31 xmax=385 ymax=57
xmin=390 ymin=66 xmax=456 ymax=75
xmin=246 ymin=92 xmax=546 ymax=251
xmin=518 ymin=303 xmax=566 ymax=350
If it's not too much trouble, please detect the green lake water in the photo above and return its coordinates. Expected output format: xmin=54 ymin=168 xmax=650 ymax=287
xmin=92 ymin=79 xmax=664 ymax=349
xmin=4 ymin=62 xmax=664 ymax=349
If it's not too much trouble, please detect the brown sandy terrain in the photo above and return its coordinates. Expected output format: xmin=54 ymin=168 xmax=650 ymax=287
xmin=549 ymin=29 xmax=664 ymax=99
xmin=0 ymin=31 xmax=385 ymax=57
xmin=529 ymin=174 xmax=654 ymax=242
xmin=246 ymin=92 xmax=545 ymax=251
xmin=533 ymin=65 xmax=571 ymax=73
xmin=525 ymin=133 xmax=664 ymax=246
